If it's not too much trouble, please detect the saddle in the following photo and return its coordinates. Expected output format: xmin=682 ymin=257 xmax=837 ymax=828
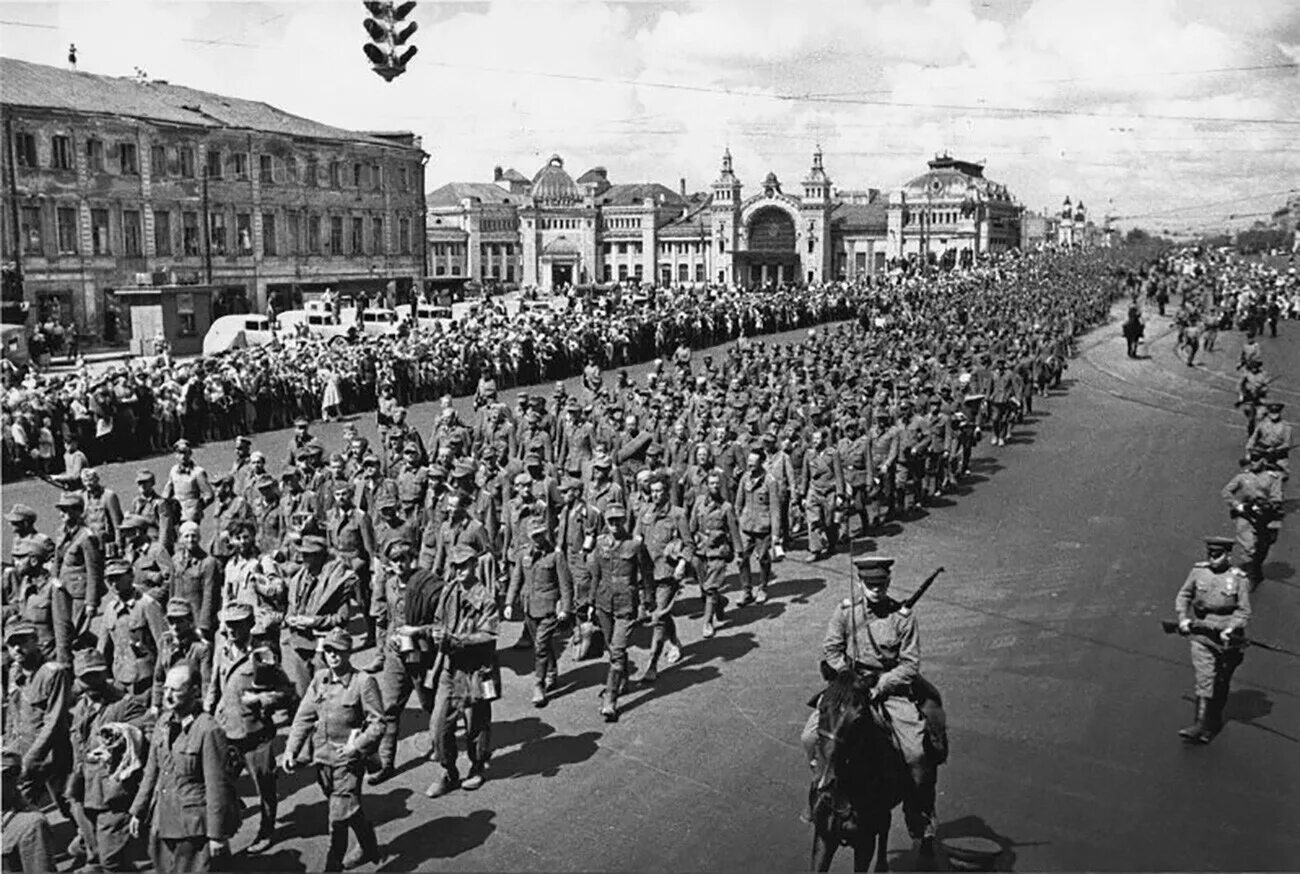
xmin=809 ymin=665 xmax=949 ymax=766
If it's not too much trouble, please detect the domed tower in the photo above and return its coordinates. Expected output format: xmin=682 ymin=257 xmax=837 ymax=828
xmin=710 ymin=148 xmax=742 ymax=285
xmin=800 ymin=146 xmax=834 ymax=283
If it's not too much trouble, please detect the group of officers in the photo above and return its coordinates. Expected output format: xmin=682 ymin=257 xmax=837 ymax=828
xmin=1 ymin=250 xmax=1126 ymax=872
xmin=1172 ymin=297 xmax=1291 ymax=745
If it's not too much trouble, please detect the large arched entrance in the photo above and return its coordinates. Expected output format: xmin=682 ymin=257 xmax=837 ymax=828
xmin=739 ymin=205 xmax=799 ymax=286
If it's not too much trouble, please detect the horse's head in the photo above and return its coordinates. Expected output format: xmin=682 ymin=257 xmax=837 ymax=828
xmin=815 ymin=663 xmax=902 ymax=794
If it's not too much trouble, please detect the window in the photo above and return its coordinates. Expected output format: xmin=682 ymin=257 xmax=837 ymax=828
xmin=57 ymin=207 xmax=78 ymax=254
xmin=308 ymin=215 xmax=321 ymax=254
xmin=617 ymin=243 xmax=627 ymax=255
xmin=120 ymin=142 xmax=139 ymax=175
xmin=287 ymin=212 xmax=300 ymax=254
xmin=259 ymin=154 xmax=273 ymax=184
xmin=262 ymin=213 xmax=277 ymax=256
xmin=206 ymin=148 xmax=222 ymax=178
xmin=603 ymin=265 xmax=612 ymax=282
xmin=399 ymin=217 xmax=411 ymax=254
xmin=233 ymin=153 xmax=248 ymax=179
xmin=14 ymin=132 xmax=37 ymax=168
xmin=678 ymin=263 xmax=689 ymax=282
xmin=371 ymin=216 xmax=383 ymax=254
xmin=506 ymin=264 xmax=514 ymax=282
xmin=154 ymin=210 xmax=171 ymax=256
xmin=20 ymin=206 xmax=42 ymax=254
xmin=633 ymin=264 xmax=644 ymax=281
xmin=87 ymin=138 xmax=104 ymax=172
xmin=618 ymin=264 xmax=628 ymax=281
xmin=399 ymin=165 xmax=409 ymax=192
xmin=306 ymin=157 xmax=318 ymax=187
xmin=329 ymin=161 xmax=341 ymax=188
xmin=351 ymin=217 xmax=364 ymax=254
xmin=372 ymin=164 xmax=383 ymax=190
xmin=177 ymin=292 xmax=196 ymax=337
xmin=209 ymin=212 xmax=227 ymax=255
xmin=436 ymin=262 xmax=446 ymax=277
xmin=51 ymin=136 xmax=72 ymax=170
xmin=180 ymin=147 xmax=195 ymax=178
xmin=151 ymin=145 xmax=167 ymax=178
xmin=353 ymin=162 xmax=363 ymax=188
xmin=695 ymin=263 xmax=705 ymax=283
xmin=182 ymin=212 xmax=200 ymax=256
xmin=123 ymin=209 xmax=142 ymax=256
xmin=236 ymin=213 xmax=252 ymax=255
xmin=330 ymin=217 xmax=343 ymax=254
xmin=285 ymin=156 xmax=298 ymax=183
xmin=91 ymin=209 xmax=110 ymax=255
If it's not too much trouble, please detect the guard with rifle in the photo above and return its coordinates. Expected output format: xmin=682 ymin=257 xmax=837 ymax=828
xmin=1172 ymin=536 xmax=1251 ymax=744
xmin=801 ymin=559 xmax=948 ymax=859
xmin=1221 ymin=449 xmax=1285 ymax=588
xmin=1245 ymin=400 xmax=1292 ymax=481
xmin=1236 ymin=359 xmax=1271 ymax=437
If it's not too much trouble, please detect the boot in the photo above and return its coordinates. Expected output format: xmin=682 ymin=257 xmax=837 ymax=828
xmin=702 ymin=593 xmax=717 ymax=638
xmin=325 ymin=822 xmax=349 ymax=872
xmin=344 ymin=815 xmax=382 ymax=869
xmin=1178 ymin=697 xmax=1212 ymax=744
xmin=1204 ymin=692 xmax=1226 ymax=739
xmin=531 ymin=680 xmax=547 ymax=708
xmin=601 ymin=665 xmax=623 ymax=722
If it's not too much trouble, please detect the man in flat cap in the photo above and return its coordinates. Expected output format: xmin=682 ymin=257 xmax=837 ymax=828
xmin=505 ymin=519 xmax=572 ymax=706
xmin=54 ymin=489 xmax=104 ymax=635
xmin=4 ymin=620 xmax=73 ymax=814
xmin=121 ymin=514 xmax=172 ymax=603
xmin=1174 ymin=536 xmax=1251 ymax=744
xmin=421 ymin=543 xmax=501 ymax=797
xmin=130 ymin=469 xmax=177 ymax=553
xmin=153 ymin=598 xmax=213 ymax=716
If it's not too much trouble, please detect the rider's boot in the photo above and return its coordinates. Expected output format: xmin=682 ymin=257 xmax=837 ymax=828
xmin=1178 ymin=697 xmax=1212 ymax=744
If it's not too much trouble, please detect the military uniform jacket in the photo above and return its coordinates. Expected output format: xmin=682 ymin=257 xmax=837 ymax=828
xmin=822 ymin=594 xmax=920 ymax=698
xmin=98 ymin=589 xmax=166 ymax=687
xmin=155 ymin=632 xmax=213 ymax=712
xmin=326 ymin=507 xmax=376 ymax=573
xmin=55 ymin=522 xmax=103 ymax=609
xmin=129 ymin=712 xmax=238 ymax=840
xmin=286 ymin=668 xmax=384 ymax=767
xmin=4 ymin=660 xmax=71 ymax=768
xmin=211 ymin=646 xmax=294 ymax=742
xmin=1222 ymin=470 xmax=1285 ymax=530
xmin=428 ymin=577 xmax=500 ymax=696
xmin=801 ymin=448 xmax=845 ymax=497
xmin=11 ymin=573 xmax=73 ymax=667
xmin=164 ymin=463 xmax=214 ymax=515
xmin=634 ymin=503 xmax=695 ymax=578
xmin=690 ymin=496 xmax=742 ymax=560
xmin=427 ymin=517 xmax=493 ymax=577
xmin=128 ymin=540 xmax=173 ymax=602
xmin=507 ymin=549 xmax=573 ymax=619
xmin=735 ymin=471 xmax=783 ymax=538
xmin=590 ymin=534 xmax=653 ymax=614
xmin=82 ymin=487 xmax=124 ymax=546
xmin=838 ymin=436 xmax=872 ymax=488
xmin=1175 ymin=563 xmax=1251 ymax=642
xmin=1246 ymin=418 xmax=1293 ymax=458
xmin=558 ymin=501 xmax=601 ymax=568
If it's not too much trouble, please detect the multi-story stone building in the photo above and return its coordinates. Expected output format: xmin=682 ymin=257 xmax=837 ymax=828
xmin=1 ymin=57 xmax=427 ymax=338
xmin=428 ymin=150 xmax=1022 ymax=292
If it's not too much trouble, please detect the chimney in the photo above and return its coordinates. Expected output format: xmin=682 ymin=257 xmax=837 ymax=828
xmin=680 ymin=177 xmax=686 ymax=198
xmin=493 ymin=166 xmax=503 ymax=182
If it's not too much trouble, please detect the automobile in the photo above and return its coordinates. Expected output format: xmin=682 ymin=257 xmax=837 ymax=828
xmin=356 ymin=307 xmax=404 ymax=336
xmin=202 ymin=313 xmax=277 ymax=355
xmin=413 ymin=302 xmax=454 ymax=331
xmin=276 ymin=301 xmax=358 ymax=345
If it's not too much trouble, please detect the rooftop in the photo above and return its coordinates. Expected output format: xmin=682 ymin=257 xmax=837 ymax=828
xmin=1 ymin=56 xmax=414 ymax=149
xmin=428 ymin=182 xmax=527 ymax=208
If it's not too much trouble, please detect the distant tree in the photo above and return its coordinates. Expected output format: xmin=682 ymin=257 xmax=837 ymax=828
xmin=1124 ymin=227 xmax=1152 ymax=245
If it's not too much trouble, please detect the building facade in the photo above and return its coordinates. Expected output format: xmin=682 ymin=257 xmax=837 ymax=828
xmin=428 ymin=150 xmax=1026 ymax=292
xmin=1 ymin=57 xmax=427 ymax=339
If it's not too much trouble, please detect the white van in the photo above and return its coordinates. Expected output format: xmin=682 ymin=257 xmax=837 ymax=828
xmin=276 ymin=302 xmax=357 ymax=344
xmin=357 ymin=308 xmax=403 ymax=336
xmin=203 ymin=313 xmax=276 ymax=356
xmin=414 ymin=303 xmax=454 ymax=331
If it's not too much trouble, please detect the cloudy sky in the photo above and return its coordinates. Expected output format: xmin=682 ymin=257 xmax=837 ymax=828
xmin=3 ymin=0 xmax=1298 ymax=232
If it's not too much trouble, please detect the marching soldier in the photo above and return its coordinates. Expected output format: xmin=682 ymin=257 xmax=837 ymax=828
xmin=129 ymin=663 xmax=238 ymax=873
xmin=281 ymin=535 xmax=357 ymax=694
xmin=54 ymin=490 xmax=104 ymax=636
xmin=4 ymin=621 xmax=73 ymax=815
xmin=801 ymin=429 xmax=845 ymax=560
xmin=690 ymin=471 xmax=742 ymax=638
xmin=5 ymin=537 xmax=72 ymax=667
xmin=372 ymin=539 xmax=443 ymax=782
xmin=1221 ymin=451 xmax=1284 ymax=587
xmin=282 ymin=628 xmax=384 ymax=870
xmin=325 ymin=480 xmax=379 ymax=649
xmin=1246 ymin=400 xmax=1292 ymax=481
xmin=1174 ymin=536 xmax=1251 ymax=744
xmin=212 ymin=602 xmax=296 ymax=854
xmin=97 ymin=559 xmax=166 ymax=704
xmin=153 ymin=598 xmax=212 ymax=716
xmin=421 ymin=545 xmax=501 ymax=796
xmin=121 ymin=514 xmax=172 ymax=602
xmin=1236 ymin=359 xmax=1270 ymax=437
xmin=163 ymin=439 xmax=215 ymax=525
xmin=735 ymin=450 xmax=781 ymax=605
xmin=590 ymin=505 xmax=653 ymax=721
xmin=505 ymin=520 xmax=572 ymax=705
xmin=80 ymin=468 xmax=124 ymax=552
xmin=169 ymin=521 xmax=220 ymax=641
xmin=130 ymin=470 xmax=176 ymax=553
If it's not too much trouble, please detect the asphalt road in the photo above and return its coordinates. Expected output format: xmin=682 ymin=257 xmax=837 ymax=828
xmin=9 ymin=305 xmax=1299 ymax=872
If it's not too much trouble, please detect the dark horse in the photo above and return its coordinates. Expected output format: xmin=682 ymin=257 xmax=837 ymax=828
xmin=810 ymin=664 xmax=909 ymax=872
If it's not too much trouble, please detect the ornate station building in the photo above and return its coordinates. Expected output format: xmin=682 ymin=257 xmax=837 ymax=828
xmin=427 ymin=150 xmax=1024 ymax=292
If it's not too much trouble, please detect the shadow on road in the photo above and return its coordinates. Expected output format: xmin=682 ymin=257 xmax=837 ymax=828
xmin=619 ymin=663 xmax=722 ymax=716
xmin=1224 ymin=689 xmax=1299 ymax=743
xmin=382 ymin=808 xmax=497 ymax=871
xmin=1261 ymin=560 xmax=1295 ymax=582
xmin=890 ymin=813 xmax=1045 ymax=872
xmin=490 ymin=730 xmax=602 ymax=780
